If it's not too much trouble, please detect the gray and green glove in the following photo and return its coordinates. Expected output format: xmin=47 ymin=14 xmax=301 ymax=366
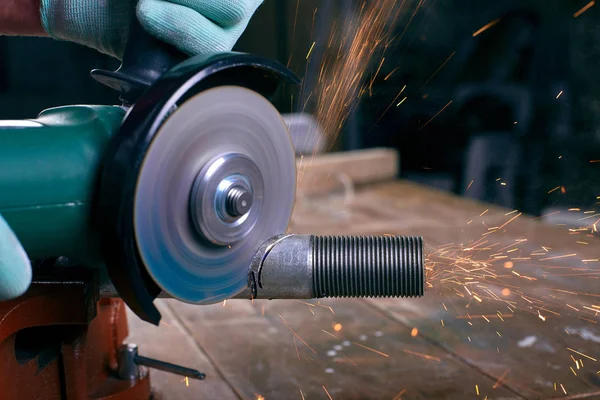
xmin=40 ymin=0 xmax=264 ymax=59
xmin=0 ymin=214 xmax=31 ymax=301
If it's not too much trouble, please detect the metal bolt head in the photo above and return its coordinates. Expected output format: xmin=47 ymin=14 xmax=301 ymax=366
xmin=226 ymin=186 xmax=253 ymax=217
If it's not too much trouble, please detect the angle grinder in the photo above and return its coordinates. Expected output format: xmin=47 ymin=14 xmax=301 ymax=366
xmin=0 ymin=19 xmax=426 ymax=326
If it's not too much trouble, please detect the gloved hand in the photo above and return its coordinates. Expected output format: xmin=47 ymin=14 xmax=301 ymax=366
xmin=0 ymin=214 xmax=32 ymax=301
xmin=40 ymin=0 xmax=264 ymax=59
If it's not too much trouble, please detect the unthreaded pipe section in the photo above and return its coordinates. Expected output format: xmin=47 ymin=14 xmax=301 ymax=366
xmin=311 ymin=236 xmax=423 ymax=298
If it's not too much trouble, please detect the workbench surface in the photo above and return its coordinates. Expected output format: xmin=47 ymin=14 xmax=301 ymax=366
xmin=127 ymin=180 xmax=600 ymax=400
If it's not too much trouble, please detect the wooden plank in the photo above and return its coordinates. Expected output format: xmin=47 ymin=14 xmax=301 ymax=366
xmin=166 ymin=298 xmax=517 ymax=400
xmin=289 ymin=181 xmax=600 ymax=399
xmin=296 ymin=148 xmax=398 ymax=196
xmin=125 ymin=301 xmax=239 ymax=399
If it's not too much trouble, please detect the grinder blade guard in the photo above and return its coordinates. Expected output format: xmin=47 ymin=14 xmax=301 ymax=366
xmin=94 ymin=20 xmax=300 ymax=325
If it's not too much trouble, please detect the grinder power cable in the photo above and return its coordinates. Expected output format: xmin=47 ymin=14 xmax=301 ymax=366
xmin=0 ymin=18 xmax=426 ymax=329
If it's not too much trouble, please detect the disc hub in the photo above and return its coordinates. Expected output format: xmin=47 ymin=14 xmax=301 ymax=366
xmin=190 ymin=153 xmax=264 ymax=246
xmin=220 ymin=182 xmax=253 ymax=219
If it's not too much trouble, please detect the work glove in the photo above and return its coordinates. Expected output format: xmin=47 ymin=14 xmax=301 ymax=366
xmin=0 ymin=214 xmax=32 ymax=301
xmin=40 ymin=0 xmax=264 ymax=60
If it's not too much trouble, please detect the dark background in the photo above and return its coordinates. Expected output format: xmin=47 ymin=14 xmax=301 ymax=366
xmin=1 ymin=0 xmax=598 ymax=217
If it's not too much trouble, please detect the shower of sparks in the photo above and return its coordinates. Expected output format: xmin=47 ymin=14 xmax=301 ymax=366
xmin=313 ymin=0 xmax=406 ymax=148
xmin=574 ymin=1 xmax=595 ymax=18
xmin=472 ymin=18 xmax=500 ymax=37
xmin=287 ymin=0 xmax=600 ymax=392
xmin=419 ymin=198 xmax=600 ymax=395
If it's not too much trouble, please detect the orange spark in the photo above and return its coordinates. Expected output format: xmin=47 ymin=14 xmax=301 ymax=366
xmin=352 ymin=342 xmax=389 ymax=358
xmin=539 ymin=253 xmax=577 ymax=261
xmin=322 ymin=330 xmax=339 ymax=339
xmin=392 ymin=389 xmax=407 ymax=400
xmin=279 ymin=314 xmax=316 ymax=354
xmin=566 ymin=347 xmax=597 ymax=361
xmin=403 ymin=349 xmax=441 ymax=362
xmin=498 ymin=212 xmax=522 ymax=229
xmin=574 ymin=1 xmax=595 ymax=18
xmin=419 ymin=51 xmax=456 ymax=91
xmin=473 ymin=18 xmax=500 ymax=37
xmin=306 ymin=41 xmax=315 ymax=60
xmin=333 ymin=323 xmax=342 ymax=331
xmin=411 ymin=328 xmax=418 ymax=337
xmin=538 ymin=311 xmax=546 ymax=322
xmin=492 ymin=369 xmax=510 ymax=389
xmin=420 ymin=100 xmax=453 ymax=130
xmin=384 ymin=67 xmax=399 ymax=80
xmin=323 ymin=386 xmax=333 ymax=400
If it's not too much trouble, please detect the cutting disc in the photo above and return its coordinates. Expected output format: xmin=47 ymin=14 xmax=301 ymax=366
xmin=133 ymin=86 xmax=296 ymax=304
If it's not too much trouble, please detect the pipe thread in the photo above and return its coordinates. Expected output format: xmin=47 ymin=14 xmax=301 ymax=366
xmin=312 ymin=236 xmax=424 ymax=298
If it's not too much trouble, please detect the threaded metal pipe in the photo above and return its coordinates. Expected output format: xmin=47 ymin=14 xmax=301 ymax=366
xmin=235 ymin=234 xmax=424 ymax=300
xmin=312 ymin=235 xmax=423 ymax=298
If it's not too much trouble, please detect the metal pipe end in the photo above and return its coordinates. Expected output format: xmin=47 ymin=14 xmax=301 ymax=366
xmin=311 ymin=235 xmax=424 ymax=298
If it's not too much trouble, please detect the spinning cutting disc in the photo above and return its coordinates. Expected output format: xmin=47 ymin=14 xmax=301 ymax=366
xmin=133 ymin=86 xmax=296 ymax=304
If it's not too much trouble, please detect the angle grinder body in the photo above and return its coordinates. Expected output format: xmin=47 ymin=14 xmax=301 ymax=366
xmin=0 ymin=105 xmax=124 ymax=269
xmin=0 ymin=46 xmax=300 ymax=324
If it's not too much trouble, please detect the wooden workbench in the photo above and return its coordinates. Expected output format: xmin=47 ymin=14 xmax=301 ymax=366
xmin=127 ymin=150 xmax=600 ymax=400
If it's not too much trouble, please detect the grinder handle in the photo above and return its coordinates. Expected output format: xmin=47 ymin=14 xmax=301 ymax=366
xmin=91 ymin=15 xmax=188 ymax=104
